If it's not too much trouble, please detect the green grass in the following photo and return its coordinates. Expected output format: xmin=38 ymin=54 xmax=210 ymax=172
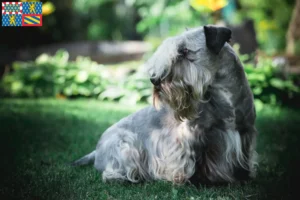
xmin=0 ymin=99 xmax=299 ymax=200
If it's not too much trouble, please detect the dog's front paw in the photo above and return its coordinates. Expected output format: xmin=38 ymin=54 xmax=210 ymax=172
xmin=173 ymin=173 xmax=187 ymax=184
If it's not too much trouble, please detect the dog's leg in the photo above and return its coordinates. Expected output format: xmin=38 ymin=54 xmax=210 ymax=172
xmin=94 ymin=129 xmax=149 ymax=183
xmin=192 ymin=128 xmax=255 ymax=185
xmin=191 ymin=128 xmax=236 ymax=185
xmin=101 ymin=146 xmax=145 ymax=183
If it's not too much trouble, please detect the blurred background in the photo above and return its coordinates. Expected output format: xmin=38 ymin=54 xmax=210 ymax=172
xmin=0 ymin=0 xmax=299 ymax=108
xmin=1 ymin=1 xmax=300 ymax=199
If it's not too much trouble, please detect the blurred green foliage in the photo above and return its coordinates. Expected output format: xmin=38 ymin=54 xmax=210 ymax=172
xmin=1 ymin=50 xmax=151 ymax=104
xmin=1 ymin=50 xmax=299 ymax=106
xmin=1 ymin=50 xmax=109 ymax=98
xmin=2 ymin=0 xmax=295 ymax=56
xmin=134 ymin=0 xmax=296 ymax=54
xmin=42 ymin=0 xmax=215 ymax=42
xmin=39 ymin=0 xmax=140 ymax=42
xmin=233 ymin=0 xmax=295 ymax=54
xmin=34 ymin=0 xmax=296 ymax=55
xmin=243 ymin=56 xmax=299 ymax=109
xmin=134 ymin=0 xmax=212 ymax=38
xmin=99 ymin=73 xmax=152 ymax=105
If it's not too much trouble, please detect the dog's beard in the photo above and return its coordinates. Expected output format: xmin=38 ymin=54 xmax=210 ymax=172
xmin=153 ymin=61 xmax=212 ymax=121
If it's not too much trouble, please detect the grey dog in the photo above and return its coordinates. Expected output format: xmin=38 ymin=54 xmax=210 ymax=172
xmin=72 ymin=25 xmax=257 ymax=185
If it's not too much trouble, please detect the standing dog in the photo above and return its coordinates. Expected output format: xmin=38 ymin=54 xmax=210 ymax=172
xmin=72 ymin=25 xmax=257 ymax=184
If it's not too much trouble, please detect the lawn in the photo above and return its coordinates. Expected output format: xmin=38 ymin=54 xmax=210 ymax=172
xmin=0 ymin=99 xmax=299 ymax=200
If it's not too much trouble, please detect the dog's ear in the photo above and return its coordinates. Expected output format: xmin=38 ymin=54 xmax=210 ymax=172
xmin=204 ymin=26 xmax=231 ymax=55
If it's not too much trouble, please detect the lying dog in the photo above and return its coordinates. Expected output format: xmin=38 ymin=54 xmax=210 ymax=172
xmin=72 ymin=25 xmax=257 ymax=185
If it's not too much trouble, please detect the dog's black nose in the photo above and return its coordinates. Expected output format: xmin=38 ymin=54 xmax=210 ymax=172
xmin=150 ymin=78 xmax=161 ymax=86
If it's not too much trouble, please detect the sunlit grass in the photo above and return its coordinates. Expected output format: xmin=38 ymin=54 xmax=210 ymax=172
xmin=0 ymin=99 xmax=299 ymax=199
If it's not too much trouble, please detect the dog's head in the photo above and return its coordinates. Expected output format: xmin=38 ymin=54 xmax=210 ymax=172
xmin=145 ymin=25 xmax=231 ymax=120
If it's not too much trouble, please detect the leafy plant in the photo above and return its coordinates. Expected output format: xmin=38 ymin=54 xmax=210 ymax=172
xmin=1 ymin=50 xmax=108 ymax=98
xmin=135 ymin=0 xmax=212 ymax=38
xmin=243 ymin=56 xmax=299 ymax=107
xmin=99 ymin=72 xmax=152 ymax=105
xmin=234 ymin=0 xmax=295 ymax=54
xmin=1 ymin=50 xmax=299 ymax=107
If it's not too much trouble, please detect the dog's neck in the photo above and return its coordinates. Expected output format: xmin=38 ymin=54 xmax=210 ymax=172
xmin=162 ymin=82 xmax=235 ymax=129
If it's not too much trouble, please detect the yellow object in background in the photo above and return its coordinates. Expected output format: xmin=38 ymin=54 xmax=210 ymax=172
xmin=42 ymin=2 xmax=55 ymax=16
xmin=190 ymin=0 xmax=228 ymax=12
xmin=259 ymin=20 xmax=277 ymax=31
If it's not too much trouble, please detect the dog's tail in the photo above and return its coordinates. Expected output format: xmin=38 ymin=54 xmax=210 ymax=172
xmin=71 ymin=151 xmax=96 ymax=166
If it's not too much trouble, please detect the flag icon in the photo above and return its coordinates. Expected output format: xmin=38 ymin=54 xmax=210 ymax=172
xmin=1 ymin=2 xmax=43 ymax=27
xmin=2 ymin=14 xmax=22 ymax=26
xmin=22 ymin=14 xmax=42 ymax=26
xmin=2 ymin=2 xmax=22 ymax=14
xmin=23 ymin=2 xmax=42 ymax=14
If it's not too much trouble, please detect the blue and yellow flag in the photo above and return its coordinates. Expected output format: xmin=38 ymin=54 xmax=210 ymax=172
xmin=2 ymin=14 xmax=22 ymax=26
xmin=2 ymin=1 xmax=42 ymax=27
xmin=23 ymin=2 xmax=42 ymax=14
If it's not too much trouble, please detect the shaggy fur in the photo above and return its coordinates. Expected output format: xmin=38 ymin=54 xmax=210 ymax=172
xmin=72 ymin=25 xmax=258 ymax=185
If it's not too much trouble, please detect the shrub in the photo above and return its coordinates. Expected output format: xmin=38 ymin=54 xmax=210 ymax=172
xmin=1 ymin=50 xmax=109 ymax=98
xmin=242 ymin=55 xmax=300 ymax=107
xmin=99 ymin=72 xmax=152 ymax=105
xmin=1 ymin=50 xmax=299 ymax=107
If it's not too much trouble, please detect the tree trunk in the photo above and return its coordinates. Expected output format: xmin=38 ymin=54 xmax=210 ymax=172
xmin=286 ymin=0 xmax=300 ymax=55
